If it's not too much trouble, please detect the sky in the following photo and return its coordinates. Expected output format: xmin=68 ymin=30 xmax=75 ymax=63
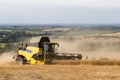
xmin=0 ymin=0 xmax=120 ymax=24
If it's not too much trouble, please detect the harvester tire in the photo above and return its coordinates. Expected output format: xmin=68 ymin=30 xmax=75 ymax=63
xmin=18 ymin=57 xmax=24 ymax=65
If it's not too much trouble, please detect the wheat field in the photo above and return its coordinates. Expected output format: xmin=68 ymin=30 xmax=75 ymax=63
xmin=0 ymin=64 xmax=120 ymax=80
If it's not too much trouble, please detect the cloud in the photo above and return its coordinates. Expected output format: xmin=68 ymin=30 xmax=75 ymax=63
xmin=0 ymin=0 xmax=120 ymax=24
xmin=0 ymin=0 xmax=120 ymax=8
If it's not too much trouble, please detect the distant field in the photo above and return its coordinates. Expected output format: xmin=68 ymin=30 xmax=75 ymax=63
xmin=0 ymin=30 xmax=12 ymax=32
xmin=0 ymin=43 xmax=6 ymax=48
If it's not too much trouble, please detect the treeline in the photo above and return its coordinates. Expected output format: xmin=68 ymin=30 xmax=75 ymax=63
xmin=0 ymin=31 xmax=29 ymax=43
xmin=0 ymin=43 xmax=17 ymax=53
xmin=0 ymin=31 xmax=51 ymax=43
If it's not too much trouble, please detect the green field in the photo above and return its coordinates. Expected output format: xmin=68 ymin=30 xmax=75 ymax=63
xmin=0 ymin=43 xmax=6 ymax=48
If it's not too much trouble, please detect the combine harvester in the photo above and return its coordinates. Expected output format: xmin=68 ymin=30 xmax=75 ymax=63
xmin=13 ymin=37 xmax=82 ymax=65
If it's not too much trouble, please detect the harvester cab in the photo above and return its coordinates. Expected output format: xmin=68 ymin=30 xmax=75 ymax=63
xmin=39 ymin=37 xmax=59 ymax=53
xmin=43 ymin=42 xmax=59 ymax=54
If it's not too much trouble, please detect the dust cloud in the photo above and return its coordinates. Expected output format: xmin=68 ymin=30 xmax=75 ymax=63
xmin=29 ymin=36 xmax=120 ymax=59
xmin=51 ymin=37 xmax=81 ymax=53
xmin=51 ymin=36 xmax=120 ymax=59
xmin=0 ymin=52 xmax=15 ymax=65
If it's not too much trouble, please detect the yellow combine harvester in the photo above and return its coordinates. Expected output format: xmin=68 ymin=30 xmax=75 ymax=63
xmin=13 ymin=37 xmax=82 ymax=65
xmin=17 ymin=46 xmax=45 ymax=65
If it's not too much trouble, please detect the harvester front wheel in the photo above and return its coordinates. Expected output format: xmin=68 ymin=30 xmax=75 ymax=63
xmin=18 ymin=57 xmax=24 ymax=65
